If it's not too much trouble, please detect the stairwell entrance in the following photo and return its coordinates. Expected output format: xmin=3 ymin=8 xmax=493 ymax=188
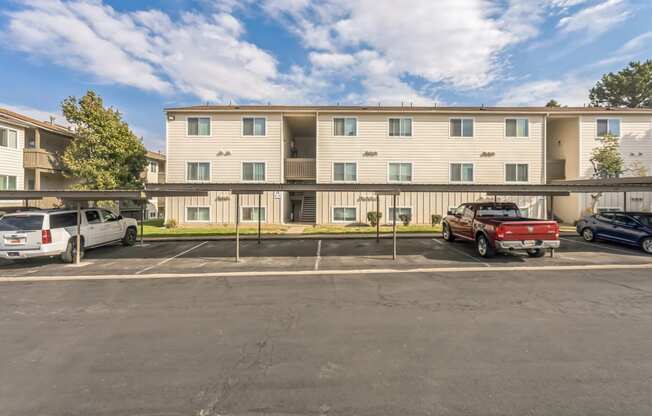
xmin=289 ymin=191 xmax=316 ymax=223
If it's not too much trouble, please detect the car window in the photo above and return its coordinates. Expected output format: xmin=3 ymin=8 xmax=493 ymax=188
xmin=476 ymin=204 xmax=521 ymax=218
xmin=613 ymin=214 xmax=638 ymax=226
xmin=462 ymin=206 xmax=475 ymax=220
xmin=596 ymin=213 xmax=614 ymax=222
xmin=454 ymin=205 xmax=465 ymax=216
xmin=100 ymin=209 xmax=118 ymax=222
xmin=0 ymin=215 xmax=44 ymax=231
xmin=85 ymin=210 xmax=102 ymax=224
xmin=49 ymin=212 xmax=78 ymax=229
xmin=632 ymin=215 xmax=652 ymax=227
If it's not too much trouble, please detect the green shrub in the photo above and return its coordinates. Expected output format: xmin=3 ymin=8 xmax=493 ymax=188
xmin=144 ymin=218 xmax=164 ymax=227
xmin=165 ymin=219 xmax=178 ymax=229
xmin=398 ymin=214 xmax=411 ymax=226
xmin=367 ymin=211 xmax=382 ymax=227
xmin=431 ymin=214 xmax=442 ymax=226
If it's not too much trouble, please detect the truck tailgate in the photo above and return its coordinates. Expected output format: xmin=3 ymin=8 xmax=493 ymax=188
xmin=501 ymin=221 xmax=558 ymax=241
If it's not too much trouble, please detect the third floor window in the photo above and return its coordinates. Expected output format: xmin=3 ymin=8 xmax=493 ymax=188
xmin=450 ymin=118 xmax=474 ymax=138
xmin=388 ymin=118 xmax=412 ymax=137
xmin=505 ymin=118 xmax=529 ymax=138
xmin=0 ymin=127 xmax=18 ymax=148
xmin=597 ymin=119 xmax=620 ymax=138
xmin=333 ymin=117 xmax=357 ymax=136
xmin=243 ymin=117 xmax=266 ymax=136
xmin=187 ymin=117 xmax=211 ymax=136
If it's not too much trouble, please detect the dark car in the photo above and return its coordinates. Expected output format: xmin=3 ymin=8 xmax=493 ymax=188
xmin=576 ymin=212 xmax=652 ymax=254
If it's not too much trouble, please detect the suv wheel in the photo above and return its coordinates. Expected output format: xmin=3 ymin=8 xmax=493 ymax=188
xmin=61 ymin=238 xmax=84 ymax=263
xmin=581 ymin=228 xmax=595 ymax=242
xmin=122 ymin=227 xmax=137 ymax=246
xmin=642 ymin=237 xmax=652 ymax=255
xmin=442 ymin=223 xmax=455 ymax=242
xmin=476 ymin=234 xmax=495 ymax=258
xmin=527 ymin=248 xmax=546 ymax=258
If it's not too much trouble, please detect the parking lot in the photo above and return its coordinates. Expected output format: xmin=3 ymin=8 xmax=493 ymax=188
xmin=0 ymin=234 xmax=651 ymax=279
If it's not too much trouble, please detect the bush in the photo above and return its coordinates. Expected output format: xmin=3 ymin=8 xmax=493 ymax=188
xmin=367 ymin=211 xmax=382 ymax=227
xmin=144 ymin=218 xmax=164 ymax=227
xmin=398 ymin=214 xmax=411 ymax=226
xmin=165 ymin=219 xmax=178 ymax=229
xmin=431 ymin=214 xmax=442 ymax=226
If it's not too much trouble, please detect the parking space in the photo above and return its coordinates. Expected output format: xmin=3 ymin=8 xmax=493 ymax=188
xmin=1 ymin=234 xmax=651 ymax=279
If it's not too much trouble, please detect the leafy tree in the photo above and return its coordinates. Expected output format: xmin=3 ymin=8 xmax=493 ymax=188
xmin=589 ymin=60 xmax=652 ymax=108
xmin=61 ymin=91 xmax=147 ymax=190
xmin=588 ymin=134 xmax=625 ymax=212
xmin=545 ymin=99 xmax=561 ymax=107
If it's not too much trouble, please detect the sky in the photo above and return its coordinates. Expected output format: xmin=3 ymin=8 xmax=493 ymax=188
xmin=0 ymin=0 xmax=651 ymax=152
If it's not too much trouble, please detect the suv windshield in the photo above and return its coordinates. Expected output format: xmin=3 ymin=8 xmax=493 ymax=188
xmin=475 ymin=205 xmax=521 ymax=218
xmin=632 ymin=214 xmax=652 ymax=227
xmin=0 ymin=215 xmax=44 ymax=231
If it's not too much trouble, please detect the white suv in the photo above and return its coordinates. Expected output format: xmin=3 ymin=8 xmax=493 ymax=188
xmin=0 ymin=208 xmax=139 ymax=263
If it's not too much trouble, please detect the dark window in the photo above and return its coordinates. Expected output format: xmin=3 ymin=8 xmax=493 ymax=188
xmin=100 ymin=210 xmax=118 ymax=222
xmin=632 ymin=214 xmax=652 ymax=227
xmin=462 ymin=206 xmax=475 ymax=220
xmin=613 ymin=214 xmax=638 ymax=226
xmin=85 ymin=210 xmax=101 ymax=224
xmin=49 ymin=213 xmax=78 ymax=229
xmin=596 ymin=213 xmax=614 ymax=222
xmin=0 ymin=215 xmax=44 ymax=231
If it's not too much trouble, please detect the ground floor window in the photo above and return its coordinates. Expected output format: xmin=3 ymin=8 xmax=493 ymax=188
xmin=388 ymin=207 xmax=412 ymax=223
xmin=186 ymin=206 xmax=210 ymax=222
xmin=241 ymin=206 xmax=266 ymax=222
xmin=0 ymin=175 xmax=17 ymax=190
xmin=333 ymin=207 xmax=356 ymax=222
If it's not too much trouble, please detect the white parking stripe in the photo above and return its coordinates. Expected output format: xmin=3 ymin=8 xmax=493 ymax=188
xmin=2 ymin=263 xmax=652 ymax=283
xmin=135 ymin=241 xmax=208 ymax=275
xmin=432 ymin=238 xmax=490 ymax=267
xmin=314 ymin=240 xmax=322 ymax=271
xmin=560 ymin=237 xmax=643 ymax=255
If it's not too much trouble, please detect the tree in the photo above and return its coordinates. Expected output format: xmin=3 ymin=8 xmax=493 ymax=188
xmin=61 ymin=91 xmax=147 ymax=190
xmin=545 ymin=99 xmax=561 ymax=107
xmin=589 ymin=60 xmax=652 ymax=108
xmin=588 ymin=134 xmax=625 ymax=213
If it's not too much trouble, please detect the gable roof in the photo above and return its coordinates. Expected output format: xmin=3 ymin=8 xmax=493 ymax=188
xmin=0 ymin=107 xmax=75 ymax=137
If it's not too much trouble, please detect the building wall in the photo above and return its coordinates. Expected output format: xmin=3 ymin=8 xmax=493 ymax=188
xmin=0 ymin=121 xmax=25 ymax=207
xmin=547 ymin=117 xmax=580 ymax=180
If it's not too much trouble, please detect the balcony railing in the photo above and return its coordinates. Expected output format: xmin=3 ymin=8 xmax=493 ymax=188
xmin=23 ymin=148 xmax=63 ymax=172
xmin=285 ymin=158 xmax=316 ymax=180
xmin=547 ymin=159 xmax=566 ymax=181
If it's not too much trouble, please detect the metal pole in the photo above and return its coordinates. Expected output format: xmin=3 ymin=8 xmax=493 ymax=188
xmin=623 ymin=192 xmax=627 ymax=212
xmin=392 ymin=193 xmax=397 ymax=260
xmin=257 ymin=193 xmax=261 ymax=245
xmin=236 ymin=194 xmax=240 ymax=263
xmin=549 ymin=195 xmax=554 ymax=220
xmin=140 ymin=200 xmax=145 ymax=246
xmin=76 ymin=201 xmax=81 ymax=265
xmin=376 ymin=194 xmax=380 ymax=243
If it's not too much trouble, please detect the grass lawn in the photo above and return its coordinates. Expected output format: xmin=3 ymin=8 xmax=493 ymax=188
xmin=141 ymin=224 xmax=289 ymax=237
xmin=303 ymin=224 xmax=443 ymax=234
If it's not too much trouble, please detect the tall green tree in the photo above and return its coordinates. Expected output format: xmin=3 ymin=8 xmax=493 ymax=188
xmin=589 ymin=60 xmax=652 ymax=108
xmin=545 ymin=99 xmax=561 ymax=107
xmin=61 ymin=91 xmax=147 ymax=190
xmin=588 ymin=134 xmax=625 ymax=213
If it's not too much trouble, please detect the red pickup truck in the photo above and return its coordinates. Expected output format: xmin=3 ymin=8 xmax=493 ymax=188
xmin=442 ymin=202 xmax=560 ymax=258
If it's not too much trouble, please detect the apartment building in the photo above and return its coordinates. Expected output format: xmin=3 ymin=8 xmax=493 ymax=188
xmin=0 ymin=108 xmax=75 ymax=208
xmin=164 ymin=105 xmax=652 ymax=226
xmin=119 ymin=150 xmax=166 ymax=220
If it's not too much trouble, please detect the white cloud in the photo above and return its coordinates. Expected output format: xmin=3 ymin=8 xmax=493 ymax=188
xmin=496 ymin=77 xmax=593 ymax=106
xmin=557 ymin=0 xmax=630 ymax=37
xmin=0 ymin=103 xmax=68 ymax=127
xmin=308 ymin=52 xmax=355 ymax=69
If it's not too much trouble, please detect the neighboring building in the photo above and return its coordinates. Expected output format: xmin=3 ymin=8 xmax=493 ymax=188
xmin=0 ymin=107 xmax=75 ymax=208
xmin=163 ymin=105 xmax=652 ymax=226
xmin=120 ymin=150 xmax=166 ymax=220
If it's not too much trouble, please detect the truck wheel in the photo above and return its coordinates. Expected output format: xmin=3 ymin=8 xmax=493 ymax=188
xmin=581 ymin=228 xmax=595 ymax=242
xmin=527 ymin=248 xmax=546 ymax=258
xmin=476 ymin=234 xmax=495 ymax=258
xmin=442 ymin=223 xmax=455 ymax=241
xmin=122 ymin=227 xmax=137 ymax=246
xmin=61 ymin=238 xmax=84 ymax=263
xmin=642 ymin=237 xmax=652 ymax=255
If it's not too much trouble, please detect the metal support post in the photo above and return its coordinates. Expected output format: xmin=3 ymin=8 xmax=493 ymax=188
xmin=76 ymin=201 xmax=81 ymax=265
xmin=257 ymin=193 xmax=262 ymax=245
xmin=623 ymin=192 xmax=627 ymax=211
xmin=376 ymin=194 xmax=380 ymax=243
xmin=392 ymin=193 xmax=397 ymax=260
xmin=549 ymin=195 xmax=555 ymax=220
xmin=140 ymin=200 xmax=145 ymax=246
xmin=236 ymin=193 xmax=240 ymax=262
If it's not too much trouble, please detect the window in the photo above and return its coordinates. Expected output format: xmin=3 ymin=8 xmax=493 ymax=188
xmin=241 ymin=207 xmax=266 ymax=222
xmin=505 ymin=119 xmax=529 ymax=138
xmin=0 ymin=175 xmax=17 ymax=190
xmin=450 ymin=163 xmax=474 ymax=183
xmin=149 ymin=161 xmax=158 ymax=173
xmin=596 ymin=119 xmax=620 ymax=138
xmin=85 ymin=210 xmax=101 ymax=224
xmin=333 ymin=117 xmax=357 ymax=136
xmin=50 ymin=212 xmax=78 ymax=229
xmin=613 ymin=214 xmax=638 ymax=227
xmin=450 ymin=118 xmax=473 ymax=138
xmin=242 ymin=162 xmax=266 ymax=181
xmin=0 ymin=215 xmax=43 ymax=231
xmin=186 ymin=162 xmax=211 ymax=182
xmin=388 ymin=162 xmax=412 ymax=182
xmin=186 ymin=207 xmax=210 ymax=222
xmin=333 ymin=207 xmax=356 ymax=222
xmin=389 ymin=118 xmax=412 ymax=137
xmin=0 ymin=127 xmax=18 ymax=148
xmin=100 ymin=209 xmax=118 ymax=222
xmin=388 ymin=207 xmax=412 ymax=223
xmin=333 ymin=162 xmax=357 ymax=182
xmin=243 ymin=117 xmax=266 ymax=136
xmin=187 ymin=117 xmax=211 ymax=136
xmin=505 ymin=163 xmax=529 ymax=183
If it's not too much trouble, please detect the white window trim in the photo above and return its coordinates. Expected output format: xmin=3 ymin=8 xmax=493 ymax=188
xmin=149 ymin=161 xmax=158 ymax=173
xmin=332 ymin=116 xmax=358 ymax=137
xmin=595 ymin=117 xmax=622 ymax=140
xmin=185 ymin=206 xmax=211 ymax=223
xmin=241 ymin=161 xmax=267 ymax=183
xmin=0 ymin=124 xmax=20 ymax=149
xmin=386 ymin=206 xmax=412 ymax=224
xmin=332 ymin=161 xmax=358 ymax=183
xmin=387 ymin=161 xmax=414 ymax=183
xmin=184 ymin=160 xmax=212 ymax=183
xmin=448 ymin=161 xmax=475 ymax=184
xmin=387 ymin=117 xmax=414 ymax=138
xmin=449 ymin=117 xmax=475 ymax=139
xmin=504 ymin=162 xmax=530 ymax=184
xmin=241 ymin=115 xmax=268 ymax=137
xmin=504 ymin=117 xmax=530 ymax=139
xmin=240 ymin=206 xmax=267 ymax=223
xmin=332 ymin=206 xmax=357 ymax=223
xmin=0 ymin=174 xmax=18 ymax=190
xmin=185 ymin=115 xmax=212 ymax=138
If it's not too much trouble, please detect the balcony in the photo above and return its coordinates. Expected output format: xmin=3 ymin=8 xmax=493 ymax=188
xmin=285 ymin=158 xmax=316 ymax=181
xmin=23 ymin=148 xmax=63 ymax=172
xmin=547 ymin=159 xmax=566 ymax=181
xmin=158 ymin=172 xmax=166 ymax=183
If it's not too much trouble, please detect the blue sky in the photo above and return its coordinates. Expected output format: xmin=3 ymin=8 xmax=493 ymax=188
xmin=0 ymin=0 xmax=651 ymax=151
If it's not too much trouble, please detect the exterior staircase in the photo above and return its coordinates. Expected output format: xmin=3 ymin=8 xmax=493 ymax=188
xmin=300 ymin=192 xmax=316 ymax=223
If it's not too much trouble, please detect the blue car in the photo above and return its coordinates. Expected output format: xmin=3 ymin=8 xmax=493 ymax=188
xmin=576 ymin=212 xmax=652 ymax=254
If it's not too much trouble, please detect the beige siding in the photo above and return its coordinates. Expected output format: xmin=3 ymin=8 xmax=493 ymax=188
xmin=167 ymin=191 xmax=282 ymax=225
xmin=0 ymin=122 xmax=24 ymax=207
